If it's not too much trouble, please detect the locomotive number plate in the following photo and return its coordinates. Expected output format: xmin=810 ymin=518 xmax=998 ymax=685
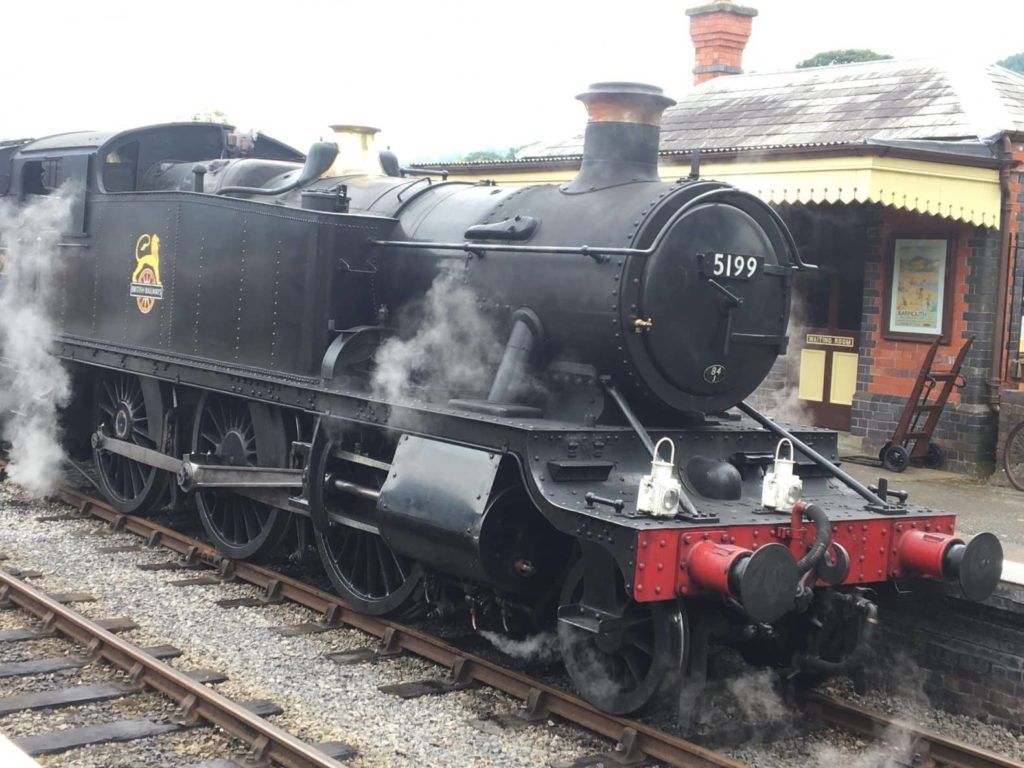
xmin=699 ymin=252 xmax=763 ymax=280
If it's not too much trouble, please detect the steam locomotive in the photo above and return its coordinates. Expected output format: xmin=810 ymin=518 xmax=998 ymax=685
xmin=0 ymin=82 xmax=1003 ymax=717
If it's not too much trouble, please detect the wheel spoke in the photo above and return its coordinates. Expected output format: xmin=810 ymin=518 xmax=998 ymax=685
xmin=624 ymin=632 xmax=655 ymax=657
xmin=620 ymin=646 xmax=648 ymax=687
xmin=193 ymin=394 xmax=284 ymax=557
xmin=241 ymin=501 xmax=260 ymax=542
xmin=373 ymin=537 xmax=394 ymax=595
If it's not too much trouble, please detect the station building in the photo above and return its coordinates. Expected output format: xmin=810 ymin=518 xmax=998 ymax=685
xmin=420 ymin=1 xmax=1024 ymax=477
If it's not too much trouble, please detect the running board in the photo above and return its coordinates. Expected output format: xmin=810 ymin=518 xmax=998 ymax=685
xmin=90 ymin=432 xmax=303 ymax=492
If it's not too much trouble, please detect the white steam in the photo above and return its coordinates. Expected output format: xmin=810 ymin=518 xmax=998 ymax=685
xmin=371 ymin=272 xmax=499 ymax=402
xmin=760 ymin=296 xmax=813 ymax=425
xmin=0 ymin=186 xmax=77 ymax=496
xmin=811 ymin=724 xmax=913 ymax=768
xmin=479 ymin=630 xmax=560 ymax=663
xmin=726 ymin=668 xmax=788 ymax=723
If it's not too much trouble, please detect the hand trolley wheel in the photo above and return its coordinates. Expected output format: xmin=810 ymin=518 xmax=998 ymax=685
xmin=923 ymin=442 xmax=947 ymax=470
xmin=881 ymin=443 xmax=909 ymax=473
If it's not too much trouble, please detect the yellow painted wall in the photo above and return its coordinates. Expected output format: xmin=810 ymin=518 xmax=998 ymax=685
xmin=443 ymin=155 xmax=1000 ymax=227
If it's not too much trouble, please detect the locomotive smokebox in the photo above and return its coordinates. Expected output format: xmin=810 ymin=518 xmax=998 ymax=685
xmin=565 ymin=82 xmax=675 ymax=192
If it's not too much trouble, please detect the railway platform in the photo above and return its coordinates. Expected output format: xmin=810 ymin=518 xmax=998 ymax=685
xmin=839 ymin=438 xmax=1024 ymax=565
xmin=0 ymin=732 xmax=40 ymax=768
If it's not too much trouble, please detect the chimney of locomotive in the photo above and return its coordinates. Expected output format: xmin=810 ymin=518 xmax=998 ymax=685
xmin=563 ymin=82 xmax=675 ymax=193
xmin=686 ymin=1 xmax=758 ymax=86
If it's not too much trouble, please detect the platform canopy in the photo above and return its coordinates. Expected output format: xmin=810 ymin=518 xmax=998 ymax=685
xmin=693 ymin=152 xmax=1001 ymax=227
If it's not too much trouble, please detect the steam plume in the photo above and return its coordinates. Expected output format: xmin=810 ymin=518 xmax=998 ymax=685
xmin=479 ymin=630 xmax=559 ymax=663
xmin=371 ymin=271 xmax=499 ymax=402
xmin=0 ymin=186 xmax=77 ymax=496
xmin=758 ymin=296 xmax=812 ymax=425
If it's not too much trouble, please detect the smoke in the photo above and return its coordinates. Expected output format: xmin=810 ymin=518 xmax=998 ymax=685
xmin=370 ymin=271 xmax=500 ymax=403
xmin=759 ymin=293 xmax=813 ymax=425
xmin=807 ymin=651 xmax=927 ymax=767
xmin=726 ymin=668 xmax=788 ymax=723
xmin=0 ymin=186 xmax=77 ymax=496
xmin=479 ymin=630 xmax=560 ymax=663
xmin=811 ymin=723 xmax=913 ymax=768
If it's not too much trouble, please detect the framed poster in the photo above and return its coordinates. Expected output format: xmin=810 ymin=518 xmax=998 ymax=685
xmin=883 ymin=237 xmax=954 ymax=341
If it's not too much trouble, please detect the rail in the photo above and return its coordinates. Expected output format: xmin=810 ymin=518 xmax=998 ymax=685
xmin=45 ymin=480 xmax=742 ymax=768
xmin=0 ymin=569 xmax=344 ymax=768
xmin=4 ymin=463 xmax=1018 ymax=768
xmin=803 ymin=691 xmax=1022 ymax=768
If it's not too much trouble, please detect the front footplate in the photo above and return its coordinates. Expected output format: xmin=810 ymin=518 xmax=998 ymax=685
xmin=91 ymin=432 xmax=303 ymax=493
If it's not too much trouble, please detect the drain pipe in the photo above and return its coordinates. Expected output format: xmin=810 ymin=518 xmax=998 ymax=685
xmin=990 ymin=134 xmax=1016 ymax=411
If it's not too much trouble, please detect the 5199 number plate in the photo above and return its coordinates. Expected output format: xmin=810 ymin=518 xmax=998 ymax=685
xmin=699 ymin=252 xmax=763 ymax=280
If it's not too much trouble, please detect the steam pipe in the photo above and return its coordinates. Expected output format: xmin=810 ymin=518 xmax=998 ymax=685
xmin=792 ymin=501 xmax=832 ymax=575
xmin=488 ymin=309 xmax=544 ymax=403
xmin=737 ymin=402 xmax=888 ymax=508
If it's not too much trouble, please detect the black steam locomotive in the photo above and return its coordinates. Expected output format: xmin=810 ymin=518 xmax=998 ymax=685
xmin=0 ymin=83 xmax=1003 ymax=717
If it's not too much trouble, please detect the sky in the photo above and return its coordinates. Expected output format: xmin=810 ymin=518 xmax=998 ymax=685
xmin=3 ymin=0 xmax=1023 ymax=161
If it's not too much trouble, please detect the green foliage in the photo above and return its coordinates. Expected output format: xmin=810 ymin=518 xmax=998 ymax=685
xmin=191 ymin=109 xmax=231 ymax=125
xmin=998 ymin=53 xmax=1024 ymax=74
xmin=460 ymin=147 xmax=522 ymax=163
xmin=796 ymin=49 xmax=893 ymax=69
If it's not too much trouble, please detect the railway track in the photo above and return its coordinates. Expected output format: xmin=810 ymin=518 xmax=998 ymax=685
xmin=0 ymin=568 xmax=350 ymax=767
xmin=802 ymin=692 xmax=1022 ymax=768
xmin=0 ymin=465 xmax=1019 ymax=768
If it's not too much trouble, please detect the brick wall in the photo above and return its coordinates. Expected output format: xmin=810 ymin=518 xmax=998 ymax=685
xmin=850 ymin=394 xmax=996 ymax=475
xmin=687 ymin=2 xmax=757 ymax=85
xmin=1002 ymin=139 xmax=1024 ymax=392
xmin=869 ymin=579 xmax=1024 ymax=729
xmin=850 ymin=208 xmax=1001 ymax=474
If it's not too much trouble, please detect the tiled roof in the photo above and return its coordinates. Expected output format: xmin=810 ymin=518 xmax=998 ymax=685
xmin=521 ymin=59 xmax=1024 ymax=159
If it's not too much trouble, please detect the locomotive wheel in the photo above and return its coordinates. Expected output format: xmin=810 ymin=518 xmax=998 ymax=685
xmin=881 ymin=443 xmax=909 ymax=473
xmin=557 ymin=561 xmax=687 ymax=715
xmin=92 ymin=372 xmax=169 ymax=515
xmin=309 ymin=434 xmax=423 ymax=616
xmin=192 ymin=393 xmax=290 ymax=560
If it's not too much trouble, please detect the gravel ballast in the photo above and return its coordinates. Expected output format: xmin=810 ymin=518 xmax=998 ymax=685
xmin=0 ymin=481 xmax=605 ymax=767
xmin=1 ymin=477 xmax=1021 ymax=767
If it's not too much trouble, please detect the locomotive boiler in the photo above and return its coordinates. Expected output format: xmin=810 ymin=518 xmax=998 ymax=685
xmin=0 ymin=82 xmax=1004 ymax=718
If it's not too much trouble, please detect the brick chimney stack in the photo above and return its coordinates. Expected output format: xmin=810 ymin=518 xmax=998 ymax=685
xmin=687 ymin=1 xmax=758 ymax=86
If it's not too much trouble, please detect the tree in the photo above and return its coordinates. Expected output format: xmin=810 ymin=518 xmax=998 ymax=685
xmin=460 ymin=147 xmax=522 ymax=163
xmin=796 ymin=49 xmax=892 ymax=69
xmin=998 ymin=53 xmax=1024 ymax=74
xmin=191 ymin=109 xmax=231 ymax=125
